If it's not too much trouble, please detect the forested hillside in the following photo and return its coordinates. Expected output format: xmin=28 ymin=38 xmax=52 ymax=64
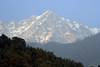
xmin=0 ymin=34 xmax=84 ymax=67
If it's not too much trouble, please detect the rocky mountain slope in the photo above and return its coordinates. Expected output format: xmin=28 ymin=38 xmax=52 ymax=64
xmin=0 ymin=10 xmax=100 ymax=43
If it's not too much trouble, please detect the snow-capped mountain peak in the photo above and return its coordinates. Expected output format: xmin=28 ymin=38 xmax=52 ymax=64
xmin=0 ymin=10 xmax=100 ymax=43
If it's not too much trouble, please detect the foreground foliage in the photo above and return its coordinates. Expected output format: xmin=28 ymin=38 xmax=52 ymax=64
xmin=0 ymin=34 xmax=84 ymax=67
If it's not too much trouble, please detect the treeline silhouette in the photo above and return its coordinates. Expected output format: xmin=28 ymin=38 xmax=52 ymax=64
xmin=0 ymin=34 xmax=84 ymax=67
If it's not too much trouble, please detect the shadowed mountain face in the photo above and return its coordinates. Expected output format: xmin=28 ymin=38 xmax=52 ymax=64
xmin=27 ymin=33 xmax=100 ymax=67
xmin=0 ymin=10 xmax=100 ymax=43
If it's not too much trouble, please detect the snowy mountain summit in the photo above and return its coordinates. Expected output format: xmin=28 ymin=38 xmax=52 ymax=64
xmin=0 ymin=10 xmax=100 ymax=43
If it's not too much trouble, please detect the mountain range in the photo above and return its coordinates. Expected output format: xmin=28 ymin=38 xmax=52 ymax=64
xmin=0 ymin=10 xmax=100 ymax=43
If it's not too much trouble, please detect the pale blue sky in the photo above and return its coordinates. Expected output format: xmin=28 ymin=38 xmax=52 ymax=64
xmin=0 ymin=0 xmax=100 ymax=27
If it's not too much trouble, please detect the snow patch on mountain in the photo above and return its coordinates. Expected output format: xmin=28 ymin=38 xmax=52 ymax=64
xmin=89 ymin=28 xmax=99 ymax=34
xmin=61 ymin=17 xmax=65 ymax=21
xmin=36 ymin=16 xmax=41 ymax=19
xmin=43 ymin=18 xmax=47 ymax=21
xmin=66 ymin=19 xmax=70 ymax=22
xmin=39 ymin=22 xmax=42 ymax=25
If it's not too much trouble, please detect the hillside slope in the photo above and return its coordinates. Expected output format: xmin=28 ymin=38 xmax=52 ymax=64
xmin=0 ymin=34 xmax=84 ymax=67
xmin=28 ymin=33 xmax=100 ymax=67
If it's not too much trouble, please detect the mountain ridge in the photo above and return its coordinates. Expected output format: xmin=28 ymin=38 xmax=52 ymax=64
xmin=0 ymin=10 xmax=100 ymax=43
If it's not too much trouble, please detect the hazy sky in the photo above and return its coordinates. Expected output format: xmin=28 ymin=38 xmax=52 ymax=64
xmin=0 ymin=0 xmax=100 ymax=27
